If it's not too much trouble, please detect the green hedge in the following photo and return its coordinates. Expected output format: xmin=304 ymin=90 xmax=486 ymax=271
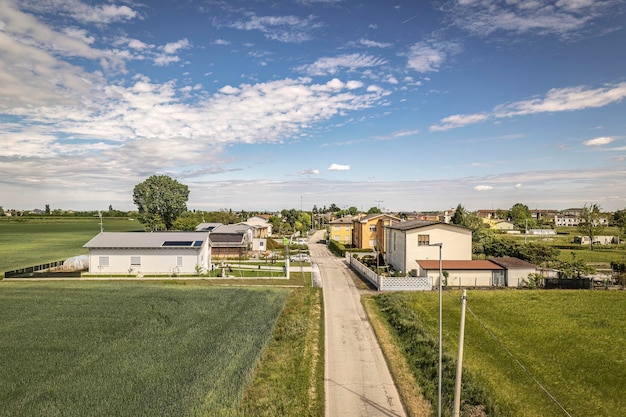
xmin=327 ymin=240 xmax=346 ymax=256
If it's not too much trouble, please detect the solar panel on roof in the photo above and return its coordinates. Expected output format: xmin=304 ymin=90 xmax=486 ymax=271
xmin=162 ymin=241 xmax=193 ymax=247
xmin=193 ymin=240 xmax=203 ymax=247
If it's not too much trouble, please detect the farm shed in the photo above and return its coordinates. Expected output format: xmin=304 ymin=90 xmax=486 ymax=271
xmin=416 ymin=259 xmax=505 ymax=288
xmin=489 ymin=257 xmax=538 ymax=288
xmin=83 ymin=232 xmax=211 ymax=275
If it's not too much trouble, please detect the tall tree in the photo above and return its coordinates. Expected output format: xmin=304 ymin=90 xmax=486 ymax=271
xmin=613 ymin=209 xmax=626 ymax=235
xmin=45 ymin=204 xmax=50 ymax=215
xmin=367 ymin=206 xmax=381 ymax=214
xmin=133 ymin=175 xmax=189 ymax=231
xmin=509 ymin=203 xmax=531 ymax=229
xmin=577 ymin=203 xmax=605 ymax=250
xmin=451 ymin=203 xmax=466 ymax=225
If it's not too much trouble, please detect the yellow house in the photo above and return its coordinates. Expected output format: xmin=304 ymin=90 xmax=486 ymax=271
xmin=352 ymin=213 xmax=401 ymax=251
xmin=328 ymin=216 xmax=354 ymax=245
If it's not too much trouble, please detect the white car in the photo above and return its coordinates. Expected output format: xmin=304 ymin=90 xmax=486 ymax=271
xmin=289 ymin=253 xmax=310 ymax=263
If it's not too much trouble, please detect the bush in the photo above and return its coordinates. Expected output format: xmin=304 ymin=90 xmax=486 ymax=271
xmin=328 ymin=240 xmax=346 ymax=256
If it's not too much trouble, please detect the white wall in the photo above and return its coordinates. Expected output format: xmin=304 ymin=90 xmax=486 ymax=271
xmin=386 ymin=224 xmax=472 ymax=273
xmin=88 ymin=247 xmax=209 ymax=275
xmin=427 ymin=270 xmax=494 ymax=287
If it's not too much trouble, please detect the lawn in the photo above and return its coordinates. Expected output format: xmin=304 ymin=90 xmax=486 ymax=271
xmin=373 ymin=290 xmax=626 ymax=417
xmin=0 ymin=217 xmax=141 ymax=274
xmin=0 ymin=282 xmax=291 ymax=417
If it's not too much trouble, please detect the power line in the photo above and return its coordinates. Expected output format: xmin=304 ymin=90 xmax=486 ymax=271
xmin=463 ymin=302 xmax=574 ymax=417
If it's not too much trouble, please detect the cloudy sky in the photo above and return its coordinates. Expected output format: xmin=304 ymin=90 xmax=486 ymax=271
xmin=1 ymin=0 xmax=625 ymax=213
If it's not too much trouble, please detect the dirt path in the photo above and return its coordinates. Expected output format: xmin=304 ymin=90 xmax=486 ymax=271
xmin=308 ymin=231 xmax=406 ymax=417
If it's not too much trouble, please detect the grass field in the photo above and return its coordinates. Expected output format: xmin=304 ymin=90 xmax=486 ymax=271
xmin=0 ymin=217 xmax=141 ymax=274
xmin=503 ymin=226 xmax=626 ymax=264
xmin=373 ymin=290 xmax=626 ymax=417
xmin=0 ymin=282 xmax=291 ymax=417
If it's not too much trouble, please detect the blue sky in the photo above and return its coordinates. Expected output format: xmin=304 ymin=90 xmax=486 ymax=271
xmin=1 ymin=0 xmax=625 ymax=213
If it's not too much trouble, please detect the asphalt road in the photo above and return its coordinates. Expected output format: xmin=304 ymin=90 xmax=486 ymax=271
xmin=308 ymin=231 xmax=406 ymax=417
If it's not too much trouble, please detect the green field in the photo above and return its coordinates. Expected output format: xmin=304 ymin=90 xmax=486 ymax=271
xmin=0 ymin=282 xmax=290 ymax=417
xmin=374 ymin=290 xmax=626 ymax=417
xmin=0 ymin=217 xmax=141 ymax=274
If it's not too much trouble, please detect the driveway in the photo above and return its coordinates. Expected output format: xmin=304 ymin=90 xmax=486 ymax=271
xmin=308 ymin=231 xmax=406 ymax=417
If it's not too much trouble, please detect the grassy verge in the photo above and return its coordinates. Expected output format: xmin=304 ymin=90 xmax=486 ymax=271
xmin=374 ymin=290 xmax=626 ymax=417
xmin=240 ymin=287 xmax=324 ymax=417
xmin=0 ymin=282 xmax=290 ymax=417
xmin=362 ymin=295 xmax=431 ymax=417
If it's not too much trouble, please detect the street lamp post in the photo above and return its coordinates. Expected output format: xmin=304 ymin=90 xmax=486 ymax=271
xmin=429 ymin=242 xmax=443 ymax=417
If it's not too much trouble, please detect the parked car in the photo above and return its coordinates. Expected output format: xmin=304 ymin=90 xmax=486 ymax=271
xmin=289 ymin=253 xmax=310 ymax=263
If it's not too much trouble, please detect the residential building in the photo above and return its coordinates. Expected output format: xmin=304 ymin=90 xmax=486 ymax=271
xmin=384 ymin=220 xmax=471 ymax=275
xmin=83 ymin=232 xmax=211 ymax=275
xmin=209 ymin=224 xmax=253 ymax=258
xmin=328 ymin=216 xmax=354 ymax=245
xmin=244 ymin=215 xmax=273 ymax=237
xmin=352 ymin=213 xmax=401 ymax=252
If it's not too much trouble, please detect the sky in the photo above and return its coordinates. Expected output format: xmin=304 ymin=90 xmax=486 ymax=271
xmin=1 ymin=0 xmax=626 ymax=213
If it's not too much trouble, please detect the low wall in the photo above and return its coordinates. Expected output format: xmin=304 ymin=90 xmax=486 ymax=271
xmin=346 ymin=255 xmax=432 ymax=291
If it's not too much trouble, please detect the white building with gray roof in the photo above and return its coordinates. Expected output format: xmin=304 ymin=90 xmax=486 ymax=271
xmin=83 ymin=232 xmax=211 ymax=276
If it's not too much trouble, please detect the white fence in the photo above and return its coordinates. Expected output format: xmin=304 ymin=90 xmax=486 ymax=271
xmin=346 ymin=254 xmax=432 ymax=291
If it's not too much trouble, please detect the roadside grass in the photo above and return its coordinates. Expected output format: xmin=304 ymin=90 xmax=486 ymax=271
xmin=374 ymin=290 xmax=626 ymax=417
xmin=0 ymin=281 xmax=296 ymax=417
xmin=0 ymin=218 xmax=141 ymax=274
xmin=362 ymin=295 xmax=432 ymax=417
xmin=240 ymin=287 xmax=324 ymax=417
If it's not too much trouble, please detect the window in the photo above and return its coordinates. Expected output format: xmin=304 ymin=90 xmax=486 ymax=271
xmin=333 ymin=235 xmax=340 ymax=241
xmin=177 ymin=256 xmax=183 ymax=267
xmin=98 ymin=256 xmax=109 ymax=267
xmin=334 ymin=225 xmax=340 ymax=230
xmin=259 ymin=241 xmax=265 ymax=248
xmin=369 ymin=225 xmax=376 ymax=232
xmin=130 ymin=256 xmax=141 ymax=266
xmin=418 ymin=234 xmax=430 ymax=246
xmin=369 ymin=239 xmax=376 ymax=248
xmin=345 ymin=225 xmax=350 ymax=231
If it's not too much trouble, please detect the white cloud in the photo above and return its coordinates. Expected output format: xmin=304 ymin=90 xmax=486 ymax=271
xmin=430 ymin=113 xmax=489 ymax=131
xmin=328 ymin=163 xmax=351 ymax=171
xmin=474 ymin=185 xmax=493 ymax=191
xmin=445 ymin=0 xmax=617 ymax=38
xmin=297 ymin=53 xmax=387 ymax=76
xmin=407 ymin=40 xmax=460 ymax=73
xmin=359 ymin=38 xmax=392 ymax=48
xmin=229 ymin=14 xmax=321 ymax=43
xmin=162 ymin=39 xmax=190 ymax=54
xmin=515 ymin=183 xmax=523 ymax=188
xmin=495 ymin=83 xmax=626 ymax=117
xmin=70 ymin=3 xmax=137 ymax=24
xmin=431 ymin=82 xmax=626 ymax=131
xmin=213 ymin=39 xmax=231 ymax=46
xmin=584 ymin=136 xmax=614 ymax=146
xmin=299 ymin=169 xmax=320 ymax=175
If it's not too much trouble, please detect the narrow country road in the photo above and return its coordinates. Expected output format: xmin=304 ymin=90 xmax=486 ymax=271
xmin=308 ymin=230 xmax=406 ymax=417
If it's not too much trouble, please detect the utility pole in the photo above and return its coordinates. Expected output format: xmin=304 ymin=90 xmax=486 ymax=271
xmin=453 ymin=290 xmax=468 ymax=417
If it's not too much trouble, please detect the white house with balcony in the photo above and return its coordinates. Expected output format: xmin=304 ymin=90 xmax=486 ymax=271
xmin=384 ymin=220 xmax=472 ymax=275
xmin=83 ymin=232 xmax=211 ymax=276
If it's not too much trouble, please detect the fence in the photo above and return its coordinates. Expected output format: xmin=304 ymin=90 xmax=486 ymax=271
xmin=4 ymin=260 xmax=80 ymax=278
xmin=346 ymin=254 xmax=432 ymax=291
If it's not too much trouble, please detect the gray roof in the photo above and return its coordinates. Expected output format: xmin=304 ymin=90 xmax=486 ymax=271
xmin=386 ymin=219 xmax=470 ymax=232
xmin=195 ymin=222 xmax=222 ymax=231
xmin=489 ymin=257 xmax=537 ymax=269
xmin=83 ymin=232 xmax=209 ymax=249
xmin=212 ymin=224 xmax=252 ymax=233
